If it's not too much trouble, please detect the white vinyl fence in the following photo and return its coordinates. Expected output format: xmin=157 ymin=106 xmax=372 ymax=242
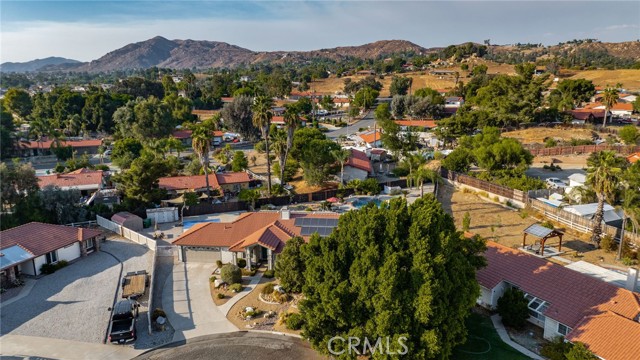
xmin=96 ymin=215 xmax=157 ymax=251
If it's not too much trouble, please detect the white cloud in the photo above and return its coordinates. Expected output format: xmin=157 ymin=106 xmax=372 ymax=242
xmin=603 ymin=24 xmax=640 ymax=31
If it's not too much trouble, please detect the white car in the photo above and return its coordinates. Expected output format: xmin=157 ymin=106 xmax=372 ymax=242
xmin=545 ymin=177 xmax=567 ymax=189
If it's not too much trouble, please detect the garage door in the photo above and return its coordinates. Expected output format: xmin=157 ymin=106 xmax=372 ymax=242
xmin=184 ymin=247 xmax=221 ymax=263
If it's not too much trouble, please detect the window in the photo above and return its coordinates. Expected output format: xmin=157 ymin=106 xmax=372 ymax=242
xmin=558 ymin=323 xmax=570 ymax=336
xmin=86 ymin=238 xmax=95 ymax=250
xmin=45 ymin=251 xmax=58 ymax=264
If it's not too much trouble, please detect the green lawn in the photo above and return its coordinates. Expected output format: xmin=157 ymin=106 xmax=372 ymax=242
xmin=452 ymin=313 xmax=532 ymax=360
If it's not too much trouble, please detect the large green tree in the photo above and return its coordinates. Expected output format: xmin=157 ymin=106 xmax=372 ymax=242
xmin=275 ymin=236 xmax=306 ymax=293
xmin=1 ymin=100 xmax=16 ymax=158
xmin=548 ymin=79 xmax=595 ymax=111
xmin=390 ymin=76 xmax=413 ymax=96
xmin=112 ymin=150 xmax=170 ymax=203
xmin=4 ymin=88 xmax=33 ymax=118
xmin=221 ymin=95 xmax=259 ymax=141
xmin=300 ymin=195 xmax=486 ymax=359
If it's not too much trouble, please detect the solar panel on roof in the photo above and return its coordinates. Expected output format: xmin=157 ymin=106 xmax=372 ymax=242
xmin=524 ymin=224 xmax=554 ymax=238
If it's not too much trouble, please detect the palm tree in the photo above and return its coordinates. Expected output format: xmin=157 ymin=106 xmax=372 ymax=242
xmin=181 ymin=191 xmax=200 ymax=226
xmin=586 ymin=151 xmax=625 ymax=247
xmin=252 ymin=95 xmax=274 ymax=195
xmin=191 ymin=124 xmax=213 ymax=197
xmin=30 ymin=118 xmax=50 ymax=156
xmin=331 ymin=148 xmax=351 ymax=185
xmin=601 ymin=86 xmax=619 ymax=127
xmin=282 ymin=104 xmax=301 ymax=184
xmin=402 ymin=151 xmax=427 ymax=188
xmin=617 ymin=162 xmax=640 ymax=260
xmin=270 ymin=129 xmax=288 ymax=185
xmin=411 ymin=167 xmax=442 ymax=197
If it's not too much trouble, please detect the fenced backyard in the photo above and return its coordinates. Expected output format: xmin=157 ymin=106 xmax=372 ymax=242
xmin=526 ymin=144 xmax=640 ymax=156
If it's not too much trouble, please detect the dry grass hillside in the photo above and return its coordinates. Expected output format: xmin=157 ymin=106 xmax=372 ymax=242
xmin=567 ymin=69 xmax=640 ymax=91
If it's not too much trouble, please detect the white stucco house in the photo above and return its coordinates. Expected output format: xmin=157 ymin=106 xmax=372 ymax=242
xmin=342 ymin=149 xmax=373 ymax=183
xmin=0 ymin=223 xmax=102 ymax=282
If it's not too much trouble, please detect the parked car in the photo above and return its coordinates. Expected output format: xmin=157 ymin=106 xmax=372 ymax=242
xmin=103 ymin=150 xmax=112 ymax=157
xmin=545 ymin=178 xmax=567 ymax=189
xmin=108 ymin=299 xmax=139 ymax=344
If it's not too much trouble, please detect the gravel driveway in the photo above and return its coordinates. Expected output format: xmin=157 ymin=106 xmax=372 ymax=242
xmin=0 ymin=250 xmax=120 ymax=343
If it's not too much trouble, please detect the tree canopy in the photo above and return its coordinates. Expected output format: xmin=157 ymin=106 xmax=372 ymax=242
xmin=300 ymin=195 xmax=486 ymax=358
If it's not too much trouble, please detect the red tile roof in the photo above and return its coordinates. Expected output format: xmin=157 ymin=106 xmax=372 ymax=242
xmin=571 ymin=109 xmax=605 ymax=120
xmin=0 ymin=222 xmax=102 ymax=257
xmin=627 ymin=152 xmax=640 ymax=164
xmin=37 ymin=168 xmax=103 ymax=189
xmin=357 ymin=130 xmax=383 ymax=144
xmin=345 ymin=149 xmax=372 ymax=173
xmin=478 ymin=242 xmax=640 ymax=327
xmin=394 ymin=120 xmax=437 ymax=128
xmin=566 ymin=311 xmax=640 ymax=360
xmin=215 ymin=172 xmax=251 ymax=184
xmin=173 ymin=211 xmax=339 ymax=252
xmin=172 ymin=130 xmax=225 ymax=139
xmin=159 ymin=174 xmax=220 ymax=191
xmin=17 ymin=139 xmax=102 ymax=150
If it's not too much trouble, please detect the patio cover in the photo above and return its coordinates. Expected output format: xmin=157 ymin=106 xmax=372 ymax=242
xmin=0 ymin=245 xmax=35 ymax=270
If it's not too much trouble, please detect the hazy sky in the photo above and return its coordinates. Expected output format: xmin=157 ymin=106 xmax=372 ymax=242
xmin=1 ymin=1 xmax=639 ymax=63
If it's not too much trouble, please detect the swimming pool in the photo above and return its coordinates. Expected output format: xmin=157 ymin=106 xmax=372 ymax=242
xmin=183 ymin=219 xmax=220 ymax=231
xmin=352 ymin=198 xmax=384 ymax=209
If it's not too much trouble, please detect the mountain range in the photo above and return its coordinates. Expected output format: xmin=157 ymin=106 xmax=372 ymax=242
xmin=0 ymin=57 xmax=82 ymax=73
xmin=2 ymin=37 xmax=639 ymax=73
xmin=1 ymin=36 xmax=429 ymax=73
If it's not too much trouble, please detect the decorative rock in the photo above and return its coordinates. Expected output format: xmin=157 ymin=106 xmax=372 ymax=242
xmin=274 ymin=285 xmax=285 ymax=293
xmin=156 ymin=316 xmax=166 ymax=325
xmin=214 ymin=279 xmax=226 ymax=288
xmin=245 ymin=306 xmax=254 ymax=312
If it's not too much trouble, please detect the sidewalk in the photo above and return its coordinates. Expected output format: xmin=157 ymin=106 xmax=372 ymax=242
xmin=0 ymin=335 xmax=143 ymax=360
xmin=490 ymin=314 xmax=544 ymax=360
xmin=219 ymin=272 xmax=264 ymax=316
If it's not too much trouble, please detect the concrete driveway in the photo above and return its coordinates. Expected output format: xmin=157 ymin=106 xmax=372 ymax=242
xmin=162 ymin=263 xmax=238 ymax=342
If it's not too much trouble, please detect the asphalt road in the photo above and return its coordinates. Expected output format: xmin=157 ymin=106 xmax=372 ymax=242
xmin=134 ymin=332 xmax=325 ymax=360
xmin=525 ymin=168 xmax=586 ymax=182
xmin=327 ymin=111 xmax=376 ymax=139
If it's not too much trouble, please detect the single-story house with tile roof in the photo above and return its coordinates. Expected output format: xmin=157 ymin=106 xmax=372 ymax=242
xmin=270 ymin=116 xmax=307 ymax=127
xmin=569 ymin=109 xmax=605 ymax=124
xmin=16 ymin=138 xmax=103 ymax=157
xmin=172 ymin=209 xmax=339 ymax=270
xmin=444 ymin=96 xmax=464 ymax=108
xmin=37 ymin=168 xmax=104 ymax=195
xmin=584 ymin=102 xmax=633 ymax=117
xmin=477 ymin=241 xmax=640 ymax=359
xmin=158 ymin=172 xmax=251 ymax=195
xmin=343 ymin=149 xmax=372 ymax=183
xmin=0 ymin=222 xmax=103 ymax=280
xmin=393 ymin=119 xmax=437 ymax=131
xmin=355 ymin=129 xmax=383 ymax=148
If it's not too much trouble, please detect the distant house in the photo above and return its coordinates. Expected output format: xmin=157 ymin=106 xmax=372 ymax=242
xmin=620 ymin=94 xmax=637 ymax=103
xmin=16 ymin=138 xmax=102 ymax=157
xmin=332 ymin=97 xmax=350 ymax=108
xmin=355 ymin=129 xmax=383 ymax=148
xmin=444 ymin=97 xmax=464 ymax=108
xmin=567 ymin=173 xmax=586 ymax=187
xmin=37 ymin=168 xmax=104 ymax=196
xmin=563 ymin=203 xmax=623 ymax=228
xmin=430 ymin=70 xmax=457 ymax=77
xmin=172 ymin=209 xmax=339 ymax=270
xmin=442 ymin=107 xmax=458 ymax=118
xmin=221 ymin=97 xmax=234 ymax=104
xmin=171 ymin=129 xmax=224 ymax=148
xmin=270 ymin=116 xmax=307 ymax=127
xmin=158 ymin=172 xmax=252 ymax=195
xmin=394 ymin=120 xmax=437 ymax=131
xmin=569 ymin=109 xmax=605 ymax=124
xmin=0 ymin=222 xmax=102 ymax=280
xmin=477 ymin=241 xmax=640 ymax=360
xmin=627 ymin=152 xmax=640 ymax=164
xmin=343 ymin=149 xmax=372 ymax=183
xmin=585 ymin=102 xmax=633 ymax=117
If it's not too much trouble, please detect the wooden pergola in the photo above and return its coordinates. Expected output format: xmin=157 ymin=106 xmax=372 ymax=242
xmin=522 ymin=223 xmax=564 ymax=256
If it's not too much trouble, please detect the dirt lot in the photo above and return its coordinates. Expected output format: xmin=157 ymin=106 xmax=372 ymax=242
xmin=532 ymin=154 xmax=590 ymax=168
xmin=438 ymin=184 xmax=632 ymax=267
xmin=502 ymin=128 xmax=597 ymax=145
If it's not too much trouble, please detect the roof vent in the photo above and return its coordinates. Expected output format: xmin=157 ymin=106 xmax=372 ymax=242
xmin=281 ymin=207 xmax=290 ymax=220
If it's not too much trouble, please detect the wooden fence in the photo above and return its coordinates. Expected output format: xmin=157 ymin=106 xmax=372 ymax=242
xmin=526 ymin=145 xmax=640 ymax=157
xmin=530 ymin=199 xmax=639 ymax=245
xmin=440 ymin=169 xmax=527 ymax=203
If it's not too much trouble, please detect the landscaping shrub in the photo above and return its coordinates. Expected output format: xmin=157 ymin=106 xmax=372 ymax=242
xmin=541 ymin=336 xmax=573 ymax=360
xmin=40 ymin=263 xmax=57 ymax=275
xmin=245 ymin=309 xmax=263 ymax=318
xmin=261 ymin=283 xmax=275 ymax=296
xmin=272 ymin=291 xmax=291 ymax=303
xmin=264 ymin=269 xmax=275 ymax=278
xmin=55 ymin=260 xmax=68 ymax=270
xmin=220 ymin=264 xmax=242 ymax=284
xmin=285 ymin=313 xmax=304 ymax=330
xmin=229 ymin=283 xmax=243 ymax=292
xmin=152 ymin=308 xmax=166 ymax=322
xmin=209 ymin=276 xmax=217 ymax=283
xmin=462 ymin=212 xmax=471 ymax=232
xmin=497 ymin=287 xmax=530 ymax=329
xmin=217 ymin=293 xmax=225 ymax=299
xmin=392 ymin=166 xmax=409 ymax=177
xmin=242 ymin=268 xmax=256 ymax=276
xmin=600 ymin=235 xmax=617 ymax=253
xmin=216 ymin=260 xmax=223 ymax=269
xmin=541 ymin=220 xmax=555 ymax=229
xmin=237 ymin=258 xmax=247 ymax=269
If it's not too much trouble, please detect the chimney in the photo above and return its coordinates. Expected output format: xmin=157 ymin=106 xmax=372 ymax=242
xmin=281 ymin=207 xmax=290 ymax=220
xmin=626 ymin=268 xmax=638 ymax=292
xmin=77 ymin=228 xmax=84 ymax=241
